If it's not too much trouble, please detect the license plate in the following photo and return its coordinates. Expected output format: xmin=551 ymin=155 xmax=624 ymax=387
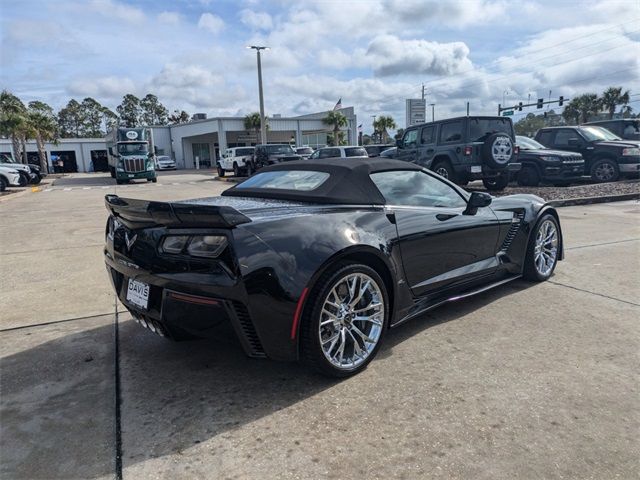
xmin=126 ymin=279 xmax=149 ymax=309
xmin=470 ymin=166 xmax=482 ymax=173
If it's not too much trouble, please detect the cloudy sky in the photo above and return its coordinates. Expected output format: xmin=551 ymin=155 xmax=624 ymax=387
xmin=1 ymin=0 xmax=639 ymax=133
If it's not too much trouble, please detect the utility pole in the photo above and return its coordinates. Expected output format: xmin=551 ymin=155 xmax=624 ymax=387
xmin=466 ymin=102 xmax=470 ymax=116
xmin=429 ymin=103 xmax=435 ymax=122
xmin=421 ymin=84 xmax=425 ymax=101
xmin=371 ymin=115 xmax=377 ymax=143
xmin=248 ymin=46 xmax=269 ymax=144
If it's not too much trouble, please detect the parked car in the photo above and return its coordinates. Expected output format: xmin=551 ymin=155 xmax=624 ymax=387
xmin=295 ymin=147 xmax=314 ymax=159
xmin=155 ymin=155 xmax=176 ymax=171
xmin=0 ymin=166 xmax=23 ymax=191
xmin=584 ymin=119 xmax=640 ymax=141
xmin=379 ymin=147 xmax=398 ymax=158
xmin=395 ymin=116 xmax=521 ymax=191
xmin=0 ymin=154 xmax=38 ymax=186
xmin=364 ymin=144 xmax=396 ymax=157
xmin=104 ymin=157 xmax=563 ymax=378
xmin=248 ymin=144 xmax=302 ymax=174
xmin=308 ymin=146 xmax=369 ymax=160
xmin=218 ymin=147 xmax=254 ymax=177
xmin=534 ymin=126 xmax=640 ymax=182
xmin=515 ymin=136 xmax=585 ymax=187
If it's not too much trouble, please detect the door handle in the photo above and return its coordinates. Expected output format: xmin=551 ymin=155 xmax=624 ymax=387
xmin=436 ymin=213 xmax=458 ymax=221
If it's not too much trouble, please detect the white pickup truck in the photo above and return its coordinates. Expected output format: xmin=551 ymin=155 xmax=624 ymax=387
xmin=217 ymin=147 xmax=255 ymax=177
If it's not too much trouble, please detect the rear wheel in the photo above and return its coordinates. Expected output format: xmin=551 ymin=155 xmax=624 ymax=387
xmin=151 ymin=177 xmax=157 ymax=183
xmin=590 ymin=158 xmax=619 ymax=183
xmin=482 ymin=173 xmax=509 ymax=191
xmin=0 ymin=176 xmax=7 ymax=192
xmin=517 ymin=165 xmax=540 ymax=187
xmin=233 ymin=162 xmax=240 ymax=177
xmin=523 ymin=214 xmax=560 ymax=282
xmin=217 ymin=164 xmax=225 ymax=177
xmin=301 ymin=263 xmax=388 ymax=378
xmin=30 ymin=173 xmax=42 ymax=185
xmin=432 ymin=161 xmax=457 ymax=183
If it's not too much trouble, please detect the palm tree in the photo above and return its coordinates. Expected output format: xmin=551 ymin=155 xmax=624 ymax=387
xmin=28 ymin=101 xmax=58 ymax=173
xmin=323 ymin=111 xmax=347 ymax=146
xmin=373 ymin=115 xmax=396 ymax=143
xmin=600 ymin=87 xmax=630 ymax=119
xmin=0 ymin=90 xmax=29 ymax=162
xmin=562 ymin=94 xmax=599 ymax=124
xmin=243 ymin=112 xmax=268 ymax=143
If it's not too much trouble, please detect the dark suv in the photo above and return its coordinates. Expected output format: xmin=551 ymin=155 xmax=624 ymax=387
xmin=534 ymin=126 xmax=640 ymax=182
xmin=395 ymin=116 xmax=521 ymax=190
xmin=248 ymin=144 xmax=302 ymax=174
xmin=583 ymin=119 xmax=640 ymax=141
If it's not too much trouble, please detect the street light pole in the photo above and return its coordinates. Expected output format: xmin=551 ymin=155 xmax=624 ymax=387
xmin=248 ymin=46 xmax=269 ymax=144
xmin=428 ymin=103 xmax=435 ymax=122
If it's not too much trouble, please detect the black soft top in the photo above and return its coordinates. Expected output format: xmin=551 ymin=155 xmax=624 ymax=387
xmin=222 ymin=158 xmax=423 ymax=204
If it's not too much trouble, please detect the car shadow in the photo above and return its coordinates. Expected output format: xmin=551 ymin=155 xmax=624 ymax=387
xmin=1 ymin=279 xmax=533 ymax=479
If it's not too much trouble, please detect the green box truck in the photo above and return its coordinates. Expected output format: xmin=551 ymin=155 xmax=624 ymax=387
xmin=106 ymin=127 xmax=157 ymax=184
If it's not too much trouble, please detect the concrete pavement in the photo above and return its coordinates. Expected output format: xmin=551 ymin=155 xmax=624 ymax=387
xmin=0 ymin=171 xmax=638 ymax=479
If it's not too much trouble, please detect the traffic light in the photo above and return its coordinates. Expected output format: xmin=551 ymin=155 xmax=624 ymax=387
xmin=558 ymin=96 xmax=564 ymax=107
xmin=518 ymin=102 xmax=523 ymax=111
xmin=537 ymin=98 xmax=544 ymax=109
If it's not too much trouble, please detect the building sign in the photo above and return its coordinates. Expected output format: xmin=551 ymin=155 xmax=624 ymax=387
xmin=126 ymin=131 xmax=139 ymax=140
xmin=406 ymin=99 xmax=426 ymax=126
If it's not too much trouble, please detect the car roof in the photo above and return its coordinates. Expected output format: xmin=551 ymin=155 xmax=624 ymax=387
xmin=406 ymin=115 xmax=509 ymax=129
xmin=222 ymin=157 xmax=424 ymax=205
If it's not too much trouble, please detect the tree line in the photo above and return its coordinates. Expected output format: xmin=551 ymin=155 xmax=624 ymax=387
xmin=515 ymin=86 xmax=634 ymax=137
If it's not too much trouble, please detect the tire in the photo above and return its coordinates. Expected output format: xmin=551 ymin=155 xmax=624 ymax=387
xmin=432 ymin=161 xmax=457 ymax=183
xmin=590 ymin=158 xmax=619 ymax=183
xmin=517 ymin=165 xmax=540 ymax=187
xmin=246 ymin=161 xmax=254 ymax=176
xmin=116 ymin=179 xmax=124 ymax=185
xmin=0 ymin=176 xmax=7 ymax=192
xmin=482 ymin=173 xmax=509 ymax=191
xmin=301 ymin=262 xmax=389 ymax=378
xmin=523 ymin=214 xmax=560 ymax=282
xmin=482 ymin=133 xmax=514 ymax=169
xmin=151 ymin=177 xmax=157 ymax=183
xmin=17 ymin=172 xmax=29 ymax=187
xmin=30 ymin=173 xmax=42 ymax=185
xmin=233 ymin=162 xmax=240 ymax=177
xmin=217 ymin=164 xmax=225 ymax=177
xmin=552 ymin=181 xmax=571 ymax=187
xmin=109 ymin=167 xmax=116 ymax=179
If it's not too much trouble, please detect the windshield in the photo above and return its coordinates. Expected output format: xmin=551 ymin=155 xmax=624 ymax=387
xmin=0 ymin=154 xmax=17 ymax=163
xmin=118 ymin=143 xmax=149 ymax=155
xmin=265 ymin=145 xmax=295 ymax=154
xmin=580 ymin=126 xmax=622 ymax=141
xmin=345 ymin=147 xmax=368 ymax=157
xmin=235 ymin=170 xmax=330 ymax=191
xmin=516 ymin=136 xmax=546 ymax=150
xmin=469 ymin=118 xmax=513 ymax=142
xmin=296 ymin=148 xmax=314 ymax=154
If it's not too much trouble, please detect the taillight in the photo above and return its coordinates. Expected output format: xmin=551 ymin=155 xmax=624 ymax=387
xmin=514 ymin=145 xmax=520 ymax=155
xmin=464 ymin=146 xmax=472 ymax=156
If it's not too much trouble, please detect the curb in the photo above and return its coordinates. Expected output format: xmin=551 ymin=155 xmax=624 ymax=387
xmin=549 ymin=192 xmax=640 ymax=207
xmin=214 ymin=176 xmax=242 ymax=183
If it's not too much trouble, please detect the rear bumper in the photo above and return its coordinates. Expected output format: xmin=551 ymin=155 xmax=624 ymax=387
xmin=104 ymin=252 xmax=266 ymax=358
xmin=460 ymin=162 xmax=521 ymax=180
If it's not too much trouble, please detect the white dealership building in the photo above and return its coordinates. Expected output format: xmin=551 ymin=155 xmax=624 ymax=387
xmin=0 ymin=107 xmax=358 ymax=173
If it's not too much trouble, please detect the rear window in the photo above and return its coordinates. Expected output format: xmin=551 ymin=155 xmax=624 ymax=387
xmin=296 ymin=147 xmax=314 ymax=154
xmin=468 ymin=118 xmax=512 ymax=142
xmin=235 ymin=170 xmax=330 ymax=191
xmin=345 ymin=147 xmax=368 ymax=157
xmin=236 ymin=148 xmax=254 ymax=156
xmin=265 ymin=145 xmax=295 ymax=154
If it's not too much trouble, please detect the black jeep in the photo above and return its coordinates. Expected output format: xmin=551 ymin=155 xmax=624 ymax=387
xmin=515 ymin=135 xmax=584 ymax=187
xmin=247 ymin=144 xmax=302 ymax=175
xmin=534 ymin=126 xmax=640 ymax=182
xmin=395 ymin=116 xmax=521 ymax=190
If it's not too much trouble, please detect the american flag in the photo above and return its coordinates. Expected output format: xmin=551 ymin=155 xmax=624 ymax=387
xmin=333 ymin=98 xmax=342 ymax=111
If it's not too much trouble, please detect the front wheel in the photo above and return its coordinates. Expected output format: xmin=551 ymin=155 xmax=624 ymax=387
xmin=590 ymin=159 xmax=619 ymax=183
xmin=233 ymin=162 xmax=240 ymax=177
xmin=517 ymin=165 xmax=540 ymax=187
xmin=17 ymin=172 xmax=29 ymax=187
xmin=482 ymin=173 xmax=509 ymax=191
xmin=30 ymin=174 xmax=42 ymax=185
xmin=217 ymin=164 xmax=225 ymax=177
xmin=432 ymin=161 xmax=457 ymax=183
xmin=246 ymin=161 xmax=254 ymax=176
xmin=523 ymin=214 xmax=560 ymax=282
xmin=0 ymin=176 xmax=7 ymax=192
xmin=301 ymin=263 xmax=388 ymax=378
xmin=151 ymin=177 xmax=157 ymax=183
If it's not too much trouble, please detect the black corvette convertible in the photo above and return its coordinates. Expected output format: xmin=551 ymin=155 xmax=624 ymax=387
xmin=104 ymin=158 xmax=563 ymax=377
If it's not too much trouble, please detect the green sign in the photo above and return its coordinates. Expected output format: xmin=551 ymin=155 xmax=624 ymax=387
xmin=502 ymin=110 xmax=514 ymax=116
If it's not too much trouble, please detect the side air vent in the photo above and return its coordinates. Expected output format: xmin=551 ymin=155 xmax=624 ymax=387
xmin=231 ymin=301 xmax=266 ymax=357
xmin=500 ymin=211 xmax=525 ymax=252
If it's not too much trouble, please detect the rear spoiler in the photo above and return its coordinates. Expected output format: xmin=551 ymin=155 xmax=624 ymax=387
xmin=105 ymin=195 xmax=251 ymax=229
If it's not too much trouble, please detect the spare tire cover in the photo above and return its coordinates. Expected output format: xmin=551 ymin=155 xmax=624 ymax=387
xmin=482 ymin=133 xmax=514 ymax=169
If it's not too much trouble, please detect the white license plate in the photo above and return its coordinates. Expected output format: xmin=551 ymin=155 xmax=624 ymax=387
xmin=470 ymin=166 xmax=482 ymax=173
xmin=126 ymin=279 xmax=149 ymax=309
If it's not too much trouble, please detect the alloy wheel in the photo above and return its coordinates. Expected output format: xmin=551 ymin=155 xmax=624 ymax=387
xmin=534 ymin=219 xmax=558 ymax=277
xmin=435 ymin=167 xmax=449 ymax=179
xmin=594 ymin=162 xmax=615 ymax=182
xmin=318 ymin=273 xmax=385 ymax=370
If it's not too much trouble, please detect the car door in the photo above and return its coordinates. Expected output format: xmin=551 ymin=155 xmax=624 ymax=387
xmin=370 ymin=169 xmax=502 ymax=296
xmin=416 ymin=125 xmax=436 ymax=168
xmin=395 ymin=129 xmax=419 ymax=163
xmin=552 ymin=128 xmax=595 ymax=166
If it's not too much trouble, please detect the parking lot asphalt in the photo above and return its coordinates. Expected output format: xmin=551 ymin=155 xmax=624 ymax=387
xmin=0 ymin=171 xmax=638 ymax=479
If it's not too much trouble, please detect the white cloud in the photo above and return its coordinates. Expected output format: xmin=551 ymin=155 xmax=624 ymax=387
xmin=68 ymin=76 xmax=137 ymax=99
xmin=158 ymin=11 xmax=181 ymax=25
xmin=363 ymin=35 xmax=473 ymax=77
xmin=239 ymin=10 xmax=273 ymax=30
xmin=88 ymin=0 xmax=145 ymax=24
xmin=198 ymin=13 xmax=225 ymax=34
xmin=150 ymin=64 xmax=224 ymax=89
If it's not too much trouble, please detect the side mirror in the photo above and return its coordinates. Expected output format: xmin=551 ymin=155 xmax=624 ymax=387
xmin=464 ymin=191 xmax=492 ymax=215
xmin=396 ymin=139 xmax=402 ymax=148
xmin=567 ymin=138 xmax=580 ymax=146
